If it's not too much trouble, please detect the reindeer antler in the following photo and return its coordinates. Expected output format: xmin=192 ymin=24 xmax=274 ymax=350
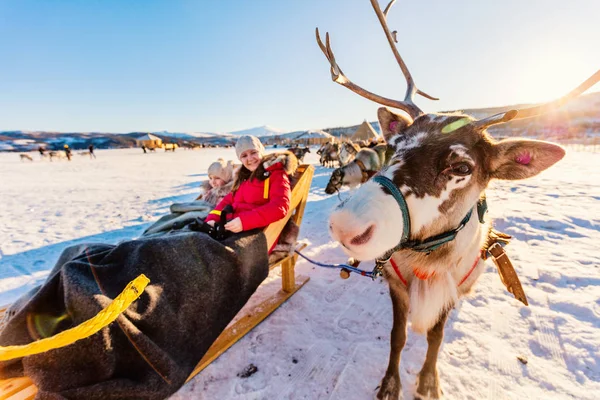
xmin=474 ymin=69 xmax=600 ymax=129
xmin=513 ymin=69 xmax=600 ymax=120
xmin=316 ymin=0 xmax=438 ymax=119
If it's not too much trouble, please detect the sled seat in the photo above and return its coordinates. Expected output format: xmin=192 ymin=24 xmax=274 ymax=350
xmin=0 ymin=164 xmax=314 ymax=399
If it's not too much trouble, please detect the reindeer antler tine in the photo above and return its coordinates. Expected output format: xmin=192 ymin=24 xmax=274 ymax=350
xmin=325 ymin=32 xmax=334 ymax=62
xmin=417 ymin=90 xmax=439 ymax=101
xmin=316 ymin=28 xmax=342 ymax=81
xmin=315 ymin=27 xmax=327 ymax=55
xmin=513 ymin=69 xmax=600 ymax=120
xmin=383 ymin=0 xmax=396 ymax=17
xmin=472 ymin=110 xmax=518 ymax=130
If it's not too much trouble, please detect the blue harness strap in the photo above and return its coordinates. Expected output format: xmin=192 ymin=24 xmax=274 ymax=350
xmin=294 ymin=250 xmax=380 ymax=279
xmin=372 ymin=175 xmax=481 ymax=260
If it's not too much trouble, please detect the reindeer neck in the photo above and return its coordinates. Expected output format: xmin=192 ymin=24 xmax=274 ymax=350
xmin=389 ymin=213 xmax=488 ymax=285
xmin=341 ymin=162 xmax=364 ymax=186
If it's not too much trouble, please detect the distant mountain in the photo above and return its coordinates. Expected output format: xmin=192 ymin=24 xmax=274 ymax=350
xmin=227 ymin=125 xmax=288 ymax=138
xmin=150 ymin=131 xmax=200 ymax=140
xmin=325 ymin=91 xmax=600 ymax=141
xmin=0 ymin=130 xmax=234 ymax=152
xmin=152 ymin=130 xmax=235 ymax=140
xmin=324 ymin=122 xmax=381 ymax=139
xmin=457 ymin=91 xmax=600 ymax=139
xmin=2 ymin=92 xmax=599 ymax=152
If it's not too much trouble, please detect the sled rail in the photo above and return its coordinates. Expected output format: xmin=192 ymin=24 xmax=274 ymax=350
xmin=0 ymin=164 xmax=314 ymax=399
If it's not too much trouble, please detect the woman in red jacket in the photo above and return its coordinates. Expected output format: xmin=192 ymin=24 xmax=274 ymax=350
xmin=205 ymin=135 xmax=297 ymax=233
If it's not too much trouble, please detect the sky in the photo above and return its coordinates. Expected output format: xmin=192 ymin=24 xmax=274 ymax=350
xmin=1 ymin=0 xmax=599 ymax=134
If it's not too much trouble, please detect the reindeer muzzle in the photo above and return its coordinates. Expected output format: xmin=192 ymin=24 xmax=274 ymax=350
xmin=372 ymin=175 xmax=477 ymax=262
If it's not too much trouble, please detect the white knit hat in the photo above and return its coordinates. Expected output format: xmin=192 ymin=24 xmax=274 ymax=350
xmin=207 ymin=158 xmax=234 ymax=182
xmin=235 ymin=135 xmax=265 ymax=159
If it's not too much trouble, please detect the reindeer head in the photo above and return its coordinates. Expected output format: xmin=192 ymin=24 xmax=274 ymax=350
xmin=325 ymin=168 xmax=344 ymax=194
xmin=329 ymin=107 xmax=565 ymax=260
xmin=318 ymin=0 xmax=599 ymax=261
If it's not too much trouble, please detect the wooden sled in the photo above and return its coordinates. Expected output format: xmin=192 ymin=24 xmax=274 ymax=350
xmin=0 ymin=164 xmax=314 ymax=399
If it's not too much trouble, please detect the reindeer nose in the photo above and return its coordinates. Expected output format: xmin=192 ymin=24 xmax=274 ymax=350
xmin=329 ymin=212 xmax=375 ymax=248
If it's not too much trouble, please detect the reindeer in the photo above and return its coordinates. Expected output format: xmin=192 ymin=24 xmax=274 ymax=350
xmin=316 ymin=143 xmax=328 ymax=164
xmin=287 ymin=146 xmax=311 ymax=162
xmin=325 ymin=147 xmax=388 ymax=194
xmin=317 ymin=1 xmax=600 ymax=399
xmin=338 ymin=141 xmax=361 ymax=166
xmin=320 ymin=142 xmax=340 ymax=167
xmin=48 ymin=151 xmax=67 ymax=161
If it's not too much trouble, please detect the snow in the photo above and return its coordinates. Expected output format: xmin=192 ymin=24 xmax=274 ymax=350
xmin=0 ymin=146 xmax=599 ymax=399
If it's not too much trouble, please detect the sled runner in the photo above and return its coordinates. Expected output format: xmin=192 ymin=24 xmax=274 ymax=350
xmin=0 ymin=164 xmax=314 ymax=399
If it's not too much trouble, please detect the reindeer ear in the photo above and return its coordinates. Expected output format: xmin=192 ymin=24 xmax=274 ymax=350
xmin=490 ymin=139 xmax=565 ymax=180
xmin=377 ymin=107 xmax=413 ymax=142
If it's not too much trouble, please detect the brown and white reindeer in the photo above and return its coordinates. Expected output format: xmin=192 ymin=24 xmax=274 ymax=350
xmin=325 ymin=146 xmax=389 ymax=194
xmin=317 ymin=0 xmax=600 ymax=399
xmin=338 ymin=141 xmax=361 ymax=166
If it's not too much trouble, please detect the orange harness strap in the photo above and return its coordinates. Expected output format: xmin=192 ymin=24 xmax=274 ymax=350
xmin=390 ymin=252 xmax=482 ymax=287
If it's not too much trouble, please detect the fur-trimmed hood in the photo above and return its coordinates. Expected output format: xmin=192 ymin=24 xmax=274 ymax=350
xmin=261 ymin=151 xmax=298 ymax=176
xmin=233 ymin=151 xmax=298 ymax=190
xmin=197 ymin=179 xmax=234 ymax=206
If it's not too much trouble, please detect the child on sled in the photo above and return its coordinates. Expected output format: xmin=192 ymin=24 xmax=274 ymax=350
xmin=195 ymin=158 xmax=236 ymax=206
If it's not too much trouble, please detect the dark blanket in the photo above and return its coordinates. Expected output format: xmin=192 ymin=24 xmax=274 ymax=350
xmin=0 ymin=228 xmax=269 ymax=399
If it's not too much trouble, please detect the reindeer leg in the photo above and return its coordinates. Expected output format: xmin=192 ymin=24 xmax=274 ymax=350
xmin=377 ymin=284 xmax=409 ymax=400
xmin=414 ymin=310 xmax=449 ymax=400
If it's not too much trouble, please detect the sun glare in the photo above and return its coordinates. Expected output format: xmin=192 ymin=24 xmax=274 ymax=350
xmin=513 ymin=47 xmax=596 ymax=106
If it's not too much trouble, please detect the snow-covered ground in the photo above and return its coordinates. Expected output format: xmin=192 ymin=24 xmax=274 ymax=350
xmin=0 ymin=147 xmax=599 ymax=399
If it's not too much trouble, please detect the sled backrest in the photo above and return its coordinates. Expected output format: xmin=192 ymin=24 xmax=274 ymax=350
xmin=264 ymin=164 xmax=314 ymax=249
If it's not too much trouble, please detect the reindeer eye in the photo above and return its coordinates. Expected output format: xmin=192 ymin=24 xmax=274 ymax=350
xmin=450 ymin=162 xmax=472 ymax=176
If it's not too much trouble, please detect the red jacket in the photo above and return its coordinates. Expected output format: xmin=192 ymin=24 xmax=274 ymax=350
xmin=205 ymin=153 xmax=297 ymax=231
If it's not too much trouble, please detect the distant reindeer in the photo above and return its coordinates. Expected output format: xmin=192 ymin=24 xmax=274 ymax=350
xmin=355 ymin=139 xmax=369 ymax=148
xmin=48 ymin=151 xmax=67 ymax=161
xmin=319 ymin=142 xmax=340 ymax=167
xmin=287 ymin=146 xmax=311 ymax=162
xmin=316 ymin=143 xmax=328 ymax=163
xmin=325 ymin=147 xmax=385 ymax=194
xmin=19 ymin=154 xmax=33 ymax=162
xmin=318 ymin=1 xmax=599 ymax=399
xmin=338 ymin=141 xmax=360 ymax=166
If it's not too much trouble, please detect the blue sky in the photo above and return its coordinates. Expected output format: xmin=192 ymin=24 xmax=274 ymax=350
xmin=1 ymin=0 xmax=599 ymax=133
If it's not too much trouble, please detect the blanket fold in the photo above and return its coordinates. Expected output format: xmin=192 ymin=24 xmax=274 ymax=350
xmin=0 ymin=228 xmax=269 ymax=400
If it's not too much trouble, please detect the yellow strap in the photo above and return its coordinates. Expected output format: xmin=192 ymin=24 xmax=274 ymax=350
xmin=209 ymin=210 xmax=221 ymax=216
xmin=263 ymin=177 xmax=270 ymax=199
xmin=0 ymin=274 xmax=150 ymax=361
